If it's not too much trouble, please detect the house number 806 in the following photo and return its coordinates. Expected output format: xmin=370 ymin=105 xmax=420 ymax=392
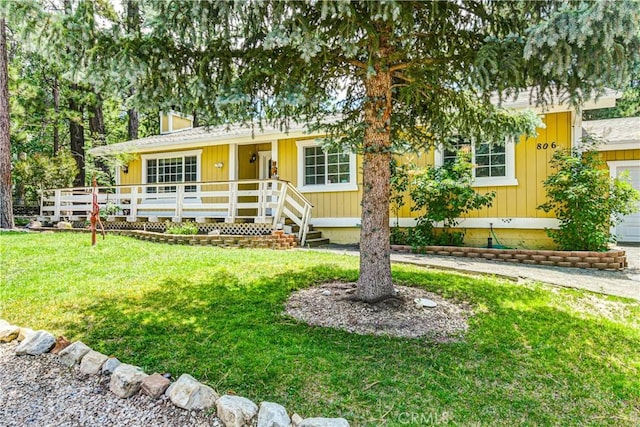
xmin=537 ymin=142 xmax=557 ymax=150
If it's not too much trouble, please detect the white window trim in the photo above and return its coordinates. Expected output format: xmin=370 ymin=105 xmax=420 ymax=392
xmin=434 ymin=140 xmax=518 ymax=187
xmin=607 ymin=160 xmax=640 ymax=237
xmin=296 ymin=140 xmax=358 ymax=193
xmin=141 ymin=149 xmax=203 ymax=196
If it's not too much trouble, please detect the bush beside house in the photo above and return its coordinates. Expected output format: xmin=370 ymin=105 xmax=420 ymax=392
xmin=539 ymin=140 xmax=640 ymax=251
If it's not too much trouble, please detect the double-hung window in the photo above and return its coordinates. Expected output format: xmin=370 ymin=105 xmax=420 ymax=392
xmin=296 ymin=140 xmax=357 ymax=193
xmin=438 ymin=137 xmax=517 ymax=187
xmin=142 ymin=150 xmax=202 ymax=195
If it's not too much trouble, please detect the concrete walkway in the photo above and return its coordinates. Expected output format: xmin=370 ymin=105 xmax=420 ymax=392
xmin=305 ymin=245 xmax=640 ymax=301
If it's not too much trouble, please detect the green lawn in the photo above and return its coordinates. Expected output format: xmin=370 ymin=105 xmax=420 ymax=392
xmin=1 ymin=233 xmax=639 ymax=426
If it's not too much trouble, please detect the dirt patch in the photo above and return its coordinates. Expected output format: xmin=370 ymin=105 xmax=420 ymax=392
xmin=285 ymin=282 xmax=473 ymax=341
xmin=566 ymin=293 xmax=638 ymax=324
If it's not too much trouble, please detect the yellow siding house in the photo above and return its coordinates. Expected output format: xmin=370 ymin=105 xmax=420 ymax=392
xmin=80 ymin=96 xmax=639 ymax=249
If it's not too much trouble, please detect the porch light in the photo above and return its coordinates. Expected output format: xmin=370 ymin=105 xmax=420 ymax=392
xmin=214 ymin=162 xmax=224 ymax=169
xmin=249 ymin=152 xmax=257 ymax=163
xmin=122 ymin=165 xmax=129 ymax=174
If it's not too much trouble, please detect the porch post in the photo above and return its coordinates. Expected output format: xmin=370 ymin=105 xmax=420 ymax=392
xmin=128 ymin=186 xmax=138 ymax=222
xmin=271 ymin=140 xmax=278 ymax=176
xmin=174 ymin=184 xmax=183 ymax=222
xmin=256 ymin=180 xmax=266 ymax=222
xmin=227 ymin=181 xmax=237 ymax=223
xmin=53 ymin=189 xmax=61 ymax=222
xmin=229 ymin=144 xmax=238 ymax=181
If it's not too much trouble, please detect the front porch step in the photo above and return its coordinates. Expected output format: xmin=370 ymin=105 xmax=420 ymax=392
xmin=303 ymin=225 xmax=330 ymax=247
xmin=305 ymin=237 xmax=331 ymax=247
xmin=306 ymin=230 xmax=323 ymax=240
xmin=282 ymin=222 xmax=330 ymax=247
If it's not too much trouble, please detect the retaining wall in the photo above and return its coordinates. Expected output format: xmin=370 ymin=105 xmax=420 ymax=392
xmin=390 ymin=245 xmax=627 ymax=270
xmin=113 ymin=230 xmax=297 ymax=249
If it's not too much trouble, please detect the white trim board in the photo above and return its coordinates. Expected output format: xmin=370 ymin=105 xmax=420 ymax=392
xmin=599 ymin=142 xmax=640 ymax=152
xmin=608 ymin=160 xmax=640 ymax=177
xmin=311 ymin=217 xmax=560 ymax=229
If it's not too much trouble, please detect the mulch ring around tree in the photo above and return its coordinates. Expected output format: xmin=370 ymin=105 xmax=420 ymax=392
xmin=285 ymin=282 xmax=473 ymax=341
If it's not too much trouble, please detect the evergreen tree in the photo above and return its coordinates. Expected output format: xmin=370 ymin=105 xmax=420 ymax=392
xmin=102 ymin=1 xmax=638 ymax=301
xmin=0 ymin=16 xmax=13 ymax=229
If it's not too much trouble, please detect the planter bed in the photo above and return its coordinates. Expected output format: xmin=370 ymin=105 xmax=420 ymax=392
xmin=390 ymin=244 xmax=627 ymax=270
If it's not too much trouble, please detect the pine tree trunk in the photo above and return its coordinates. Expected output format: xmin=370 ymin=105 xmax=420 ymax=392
xmin=89 ymin=102 xmax=105 ymax=144
xmin=127 ymin=106 xmax=138 ymax=140
xmin=90 ymin=99 xmax=110 ymax=181
xmin=126 ymin=0 xmax=140 ymax=141
xmin=0 ymin=18 xmax=14 ymax=229
xmin=52 ymin=76 xmax=59 ymax=155
xmin=69 ymin=87 xmax=85 ymax=187
xmin=357 ymin=66 xmax=393 ymax=302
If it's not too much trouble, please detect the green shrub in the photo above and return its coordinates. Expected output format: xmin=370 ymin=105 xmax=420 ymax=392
xmin=390 ymin=158 xmax=411 ymax=245
xmin=13 ymin=151 xmax=78 ymax=205
xmin=99 ymin=202 xmax=121 ymax=220
xmin=408 ymin=150 xmax=495 ymax=248
xmin=538 ymin=141 xmax=640 ymax=251
xmin=164 ymin=221 xmax=199 ymax=235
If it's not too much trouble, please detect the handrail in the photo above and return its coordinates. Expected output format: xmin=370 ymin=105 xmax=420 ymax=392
xmin=40 ymin=179 xmax=296 ymax=192
xmin=283 ymin=182 xmax=314 ymax=209
xmin=279 ymin=182 xmax=313 ymax=245
xmin=39 ymin=179 xmax=314 ymax=245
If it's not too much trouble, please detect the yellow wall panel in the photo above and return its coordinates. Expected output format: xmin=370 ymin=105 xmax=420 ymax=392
xmin=160 ymin=115 xmax=169 ymax=134
xmin=160 ymin=113 xmax=193 ymax=133
xmin=172 ymin=115 xmax=192 ymax=131
xmin=600 ymin=149 xmax=640 ymax=162
xmin=120 ymin=156 xmax=142 ymax=186
xmin=202 ymin=145 xmax=229 ymax=182
xmin=461 ymin=228 xmax=554 ymax=249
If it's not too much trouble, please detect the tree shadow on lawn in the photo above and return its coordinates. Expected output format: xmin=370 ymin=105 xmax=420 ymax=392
xmin=57 ymin=265 xmax=639 ymax=426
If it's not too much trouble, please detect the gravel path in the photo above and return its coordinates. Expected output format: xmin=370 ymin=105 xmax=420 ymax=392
xmin=0 ymin=341 xmax=220 ymax=427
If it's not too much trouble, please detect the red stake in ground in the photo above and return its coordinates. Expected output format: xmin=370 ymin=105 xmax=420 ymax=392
xmin=90 ymin=176 xmax=106 ymax=246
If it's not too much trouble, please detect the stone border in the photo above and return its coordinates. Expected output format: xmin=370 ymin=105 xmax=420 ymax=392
xmin=389 ymin=245 xmax=627 ymax=271
xmin=32 ymin=226 xmax=298 ymax=250
xmin=0 ymin=319 xmax=349 ymax=427
xmin=112 ymin=229 xmax=298 ymax=249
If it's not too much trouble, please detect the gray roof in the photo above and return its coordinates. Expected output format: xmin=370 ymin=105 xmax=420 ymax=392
xmin=582 ymin=117 xmax=640 ymax=145
xmin=91 ymin=89 xmax=621 ymax=156
xmin=90 ymin=120 xmax=318 ymax=156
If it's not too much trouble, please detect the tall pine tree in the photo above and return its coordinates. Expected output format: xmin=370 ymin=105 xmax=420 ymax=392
xmin=103 ymin=0 xmax=639 ymax=302
xmin=0 ymin=16 xmax=13 ymax=229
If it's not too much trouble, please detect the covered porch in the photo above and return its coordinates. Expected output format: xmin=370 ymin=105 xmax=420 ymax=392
xmin=38 ymin=179 xmax=313 ymax=245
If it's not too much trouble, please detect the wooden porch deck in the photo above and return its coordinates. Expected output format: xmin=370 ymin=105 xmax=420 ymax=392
xmin=38 ymin=179 xmax=313 ymax=245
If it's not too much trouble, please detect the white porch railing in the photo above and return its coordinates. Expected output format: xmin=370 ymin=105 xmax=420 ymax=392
xmin=39 ymin=179 xmax=314 ymax=245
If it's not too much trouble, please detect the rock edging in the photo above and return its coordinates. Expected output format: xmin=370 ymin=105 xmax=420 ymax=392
xmin=390 ymin=245 xmax=627 ymax=271
xmin=0 ymin=319 xmax=349 ymax=427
